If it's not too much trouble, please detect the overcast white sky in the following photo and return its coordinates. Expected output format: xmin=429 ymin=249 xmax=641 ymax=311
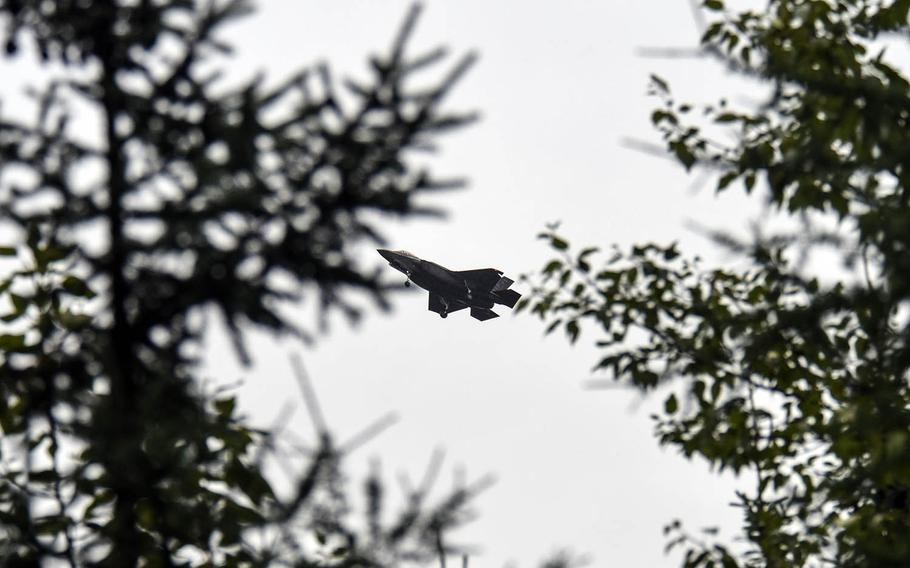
xmin=191 ymin=2 xmax=768 ymax=567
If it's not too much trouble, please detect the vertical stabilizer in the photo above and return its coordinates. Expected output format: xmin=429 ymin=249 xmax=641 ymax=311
xmin=493 ymin=275 xmax=514 ymax=291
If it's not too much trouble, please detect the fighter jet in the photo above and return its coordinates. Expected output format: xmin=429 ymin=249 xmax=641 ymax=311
xmin=377 ymin=249 xmax=522 ymax=321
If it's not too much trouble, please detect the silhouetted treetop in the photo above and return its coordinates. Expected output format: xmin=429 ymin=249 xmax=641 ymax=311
xmin=523 ymin=0 xmax=910 ymax=566
xmin=1 ymin=0 xmax=477 ymax=361
xmin=0 ymin=2 xmax=483 ymax=564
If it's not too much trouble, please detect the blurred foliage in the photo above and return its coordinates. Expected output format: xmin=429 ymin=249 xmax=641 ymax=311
xmin=0 ymin=0 xmax=496 ymax=565
xmin=523 ymin=0 xmax=910 ymax=566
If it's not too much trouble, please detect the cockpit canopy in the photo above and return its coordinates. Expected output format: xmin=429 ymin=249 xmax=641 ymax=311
xmin=392 ymin=250 xmax=419 ymax=259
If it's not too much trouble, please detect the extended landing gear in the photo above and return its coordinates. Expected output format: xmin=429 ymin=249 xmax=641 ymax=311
xmin=404 ymin=271 xmax=412 ymax=287
xmin=439 ymin=311 xmax=447 ymax=318
xmin=463 ymin=280 xmax=473 ymax=300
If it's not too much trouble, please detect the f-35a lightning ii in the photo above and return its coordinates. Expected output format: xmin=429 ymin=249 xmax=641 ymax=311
xmin=377 ymin=249 xmax=522 ymax=321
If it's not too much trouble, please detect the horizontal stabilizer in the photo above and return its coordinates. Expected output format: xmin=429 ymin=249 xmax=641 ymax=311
xmin=494 ymin=289 xmax=521 ymax=308
xmin=493 ymin=275 xmax=514 ymax=292
xmin=470 ymin=307 xmax=499 ymax=321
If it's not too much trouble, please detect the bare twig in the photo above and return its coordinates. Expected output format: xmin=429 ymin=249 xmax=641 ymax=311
xmin=435 ymin=524 xmax=447 ymax=568
xmin=419 ymin=447 xmax=446 ymax=496
xmin=340 ymin=412 xmax=400 ymax=454
xmin=290 ymin=353 xmax=328 ymax=434
xmin=636 ymin=46 xmax=707 ymax=59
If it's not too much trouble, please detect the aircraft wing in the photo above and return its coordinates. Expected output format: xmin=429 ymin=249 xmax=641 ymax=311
xmin=453 ymin=268 xmax=504 ymax=292
xmin=428 ymin=293 xmax=467 ymax=315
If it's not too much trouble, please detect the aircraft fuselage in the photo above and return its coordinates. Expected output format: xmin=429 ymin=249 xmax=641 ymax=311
xmin=377 ymin=249 xmax=521 ymax=320
xmin=408 ymin=260 xmax=495 ymax=308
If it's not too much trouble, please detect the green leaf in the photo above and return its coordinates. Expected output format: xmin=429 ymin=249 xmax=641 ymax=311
xmin=743 ymin=172 xmax=756 ymax=192
xmin=0 ymin=246 xmax=16 ymax=256
xmin=58 ymin=310 xmax=93 ymax=330
xmin=670 ymin=141 xmax=697 ymax=170
xmin=29 ymin=469 xmax=61 ymax=483
xmin=649 ymin=74 xmax=670 ymax=94
xmin=135 ymin=499 xmax=155 ymax=530
xmin=545 ymin=319 xmax=563 ymax=335
xmin=223 ymin=500 xmax=264 ymax=525
xmin=543 ymin=260 xmax=562 ymax=274
xmin=578 ymin=246 xmax=599 ymax=259
xmin=665 ymin=393 xmax=679 ymax=414
xmin=10 ymin=293 xmax=28 ymax=315
xmin=85 ymin=490 xmax=115 ymax=519
xmin=703 ymin=0 xmax=724 ymax=10
xmin=62 ymin=276 xmax=95 ymax=298
xmin=33 ymin=244 xmax=68 ymax=270
xmin=0 ymin=334 xmax=26 ymax=351
xmin=702 ymin=21 xmax=724 ymax=43
xmin=717 ymin=171 xmax=738 ymax=191
xmin=514 ymin=298 xmax=529 ymax=314
xmin=34 ymin=514 xmax=70 ymax=536
xmin=215 ymin=397 xmax=236 ymax=418
xmin=25 ymin=224 xmax=39 ymax=249
xmin=829 ymin=191 xmax=849 ymax=217
xmin=550 ymin=236 xmax=569 ymax=251
xmin=652 ymin=109 xmax=678 ymax=126
xmin=566 ymin=320 xmax=580 ymax=344
xmin=39 ymin=246 xmax=67 ymax=263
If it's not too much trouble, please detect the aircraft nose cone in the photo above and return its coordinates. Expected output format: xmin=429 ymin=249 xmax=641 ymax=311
xmin=377 ymin=249 xmax=394 ymax=262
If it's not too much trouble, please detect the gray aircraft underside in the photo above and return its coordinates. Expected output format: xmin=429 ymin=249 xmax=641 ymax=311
xmin=377 ymin=249 xmax=522 ymax=321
